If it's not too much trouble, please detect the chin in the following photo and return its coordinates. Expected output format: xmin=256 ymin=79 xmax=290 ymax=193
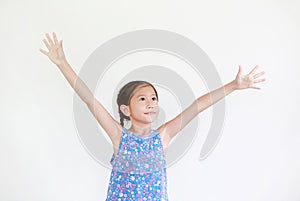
xmin=144 ymin=116 xmax=158 ymax=123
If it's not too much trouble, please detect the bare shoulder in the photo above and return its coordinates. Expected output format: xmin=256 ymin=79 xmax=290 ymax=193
xmin=110 ymin=124 xmax=124 ymax=157
xmin=157 ymin=125 xmax=171 ymax=152
xmin=111 ymin=124 xmax=123 ymax=145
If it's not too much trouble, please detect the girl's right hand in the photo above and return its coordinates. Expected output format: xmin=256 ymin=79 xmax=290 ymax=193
xmin=40 ymin=32 xmax=66 ymax=67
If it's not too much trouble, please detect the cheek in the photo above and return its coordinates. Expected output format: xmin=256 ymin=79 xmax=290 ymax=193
xmin=131 ymin=103 xmax=144 ymax=113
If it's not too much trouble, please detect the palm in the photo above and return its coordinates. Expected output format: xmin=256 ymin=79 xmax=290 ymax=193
xmin=235 ymin=65 xmax=266 ymax=90
xmin=40 ymin=32 xmax=66 ymax=66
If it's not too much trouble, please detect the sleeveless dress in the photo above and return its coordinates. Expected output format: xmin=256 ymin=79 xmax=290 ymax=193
xmin=105 ymin=128 xmax=169 ymax=201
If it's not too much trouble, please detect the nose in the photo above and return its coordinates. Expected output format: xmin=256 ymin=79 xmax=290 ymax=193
xmin=147 ymin=105 xmax=154 ymax=109
xmin=147 ymin=102 xmax=158 ymax=110
xmin=146 ymin=100 xmax=154 ymax=108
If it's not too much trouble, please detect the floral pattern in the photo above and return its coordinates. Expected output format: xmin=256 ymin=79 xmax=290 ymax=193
xmin=105 ymin=128 xmax=168 ymax=201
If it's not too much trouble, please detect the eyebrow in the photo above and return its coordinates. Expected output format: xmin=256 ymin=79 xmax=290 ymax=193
xmin=136 ymin=94 xmax=157 ymax=97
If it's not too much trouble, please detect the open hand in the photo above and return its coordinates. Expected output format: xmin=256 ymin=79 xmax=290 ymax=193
xmin=40 ymin=32 xmax=66 ymax=66
xmin=234 ymin=65 xmax=266 ymax=90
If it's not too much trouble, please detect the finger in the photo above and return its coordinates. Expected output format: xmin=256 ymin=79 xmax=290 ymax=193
xmin=251 ymin=85 xmax=261 ymax=90
xmin=53 ymin=32 xmax=59 ymax=44
xmin=253 ymin=71 xmax=265 ymax=79
xmin=238 ymin=65 xmax=243 ymax=74
xmin=45 ymin=33 xmax=54 ymax=46
xmin=249 ymin=65 xmax=259 ymax=75
xmin=43 ymin=38 xmax=50 ymax=50
xmin=254 ymin=78 xmax=266 ymax=83
xmin=39 ymin=48 xmax=48 ymax=56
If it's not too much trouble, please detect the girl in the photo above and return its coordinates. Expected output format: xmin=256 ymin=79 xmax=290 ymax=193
xmin=40 ymin=32 xmax=266 ymax=200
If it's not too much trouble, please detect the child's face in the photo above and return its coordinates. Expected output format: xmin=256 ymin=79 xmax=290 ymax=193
xmin=128 ymin=85 xmax=159 ymax=125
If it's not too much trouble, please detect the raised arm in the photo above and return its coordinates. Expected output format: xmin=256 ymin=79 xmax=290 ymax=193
xmin=158 ymin=65 xmax=266 ymax=142
xmin=40 ymin=32 xmax=122 ymax=142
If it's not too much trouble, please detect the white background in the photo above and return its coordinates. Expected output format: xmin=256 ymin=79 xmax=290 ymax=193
xmin=1 ymin=0 xmax=299 ymax=200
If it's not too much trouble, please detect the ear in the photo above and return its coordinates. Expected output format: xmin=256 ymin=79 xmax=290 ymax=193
xmin=120 ymin=104 xmax=130 ymax=117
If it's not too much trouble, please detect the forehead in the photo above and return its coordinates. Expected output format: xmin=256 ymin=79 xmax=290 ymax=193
xmin=132 ymin=85 xmax=156 ymax=96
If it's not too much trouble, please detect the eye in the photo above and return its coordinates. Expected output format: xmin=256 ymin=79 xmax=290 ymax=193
xmin=152 ymin=97 xmax=157 ymax=101
xmin=139 ymin=97 xmax=146 ymax=101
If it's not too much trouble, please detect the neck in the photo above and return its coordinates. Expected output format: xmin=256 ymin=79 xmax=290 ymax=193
xmin=129 ymin=124 xmax=152 ymax=136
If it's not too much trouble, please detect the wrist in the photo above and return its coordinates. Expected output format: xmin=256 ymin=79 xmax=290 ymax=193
xmin=229 ymin=80 xmax=238 ymax=91
xmin=57 ymin=59 xmax=69 ymax=69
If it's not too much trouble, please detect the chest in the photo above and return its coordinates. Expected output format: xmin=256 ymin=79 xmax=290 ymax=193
xmin=113 ymin=133 xmax=168 ymax=158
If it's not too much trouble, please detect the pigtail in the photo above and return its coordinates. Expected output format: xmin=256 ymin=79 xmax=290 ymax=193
xmin=119 ymin=111 xmax=130 ymax=127
xmin=120 ymin=117 xmax=124 ymax=127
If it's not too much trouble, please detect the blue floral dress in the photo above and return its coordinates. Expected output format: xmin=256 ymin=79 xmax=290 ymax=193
xmin=105 ymin=128 xmax=169 ymax=201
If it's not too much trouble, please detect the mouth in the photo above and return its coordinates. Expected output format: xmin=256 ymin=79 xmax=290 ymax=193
xmin=144 ymin=112 xmax=156 ymax=115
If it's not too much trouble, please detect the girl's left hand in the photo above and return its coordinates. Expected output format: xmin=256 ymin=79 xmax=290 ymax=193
xmin=234 ymin=65 xmax=266 ymax=90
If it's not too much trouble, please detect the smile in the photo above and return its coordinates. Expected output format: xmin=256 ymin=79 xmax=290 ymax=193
xmin=144 ymin=112 xmax=156 ymax=115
